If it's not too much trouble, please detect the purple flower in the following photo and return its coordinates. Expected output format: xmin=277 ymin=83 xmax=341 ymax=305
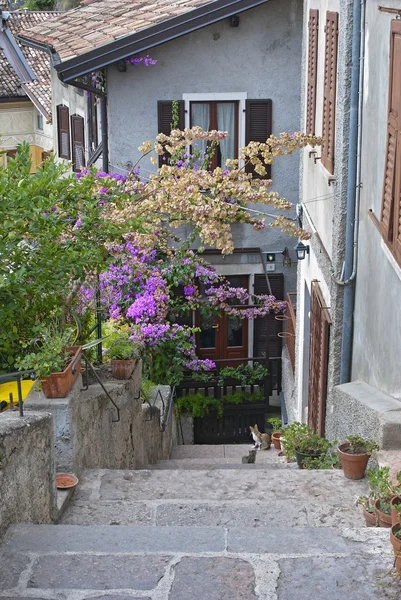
xmin=184 ymin=285 xmax=196 ymax=297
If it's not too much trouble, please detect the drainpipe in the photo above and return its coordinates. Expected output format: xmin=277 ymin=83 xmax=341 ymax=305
xmin=331 ymin=0 xmax=365 ymax=384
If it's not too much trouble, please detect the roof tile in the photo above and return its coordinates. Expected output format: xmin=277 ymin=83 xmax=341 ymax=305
xmin=19 ymin=0 xmax=215 ymax=61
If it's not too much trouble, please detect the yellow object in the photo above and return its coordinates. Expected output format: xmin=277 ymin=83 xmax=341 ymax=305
xmin=0 ymin=380 xmax=36 ymax=410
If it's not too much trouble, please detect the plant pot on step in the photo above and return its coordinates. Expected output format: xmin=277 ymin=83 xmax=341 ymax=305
xmin=337 ymin=443 xmax=369 ymax=480
xmin=391 ymin=495 xmax=401 ymax=526
xmin=295 ymin=450 xmax=322 ymax=470
xmin=390 ymin=524 xmax=401 ymax=573
xmin=111 ymin=359 xmax=136 ymax=380
xmin=362 ymin=505 xmax=377 ymax=527
xmin=272 ymin=432 xmax=283 ymax=450
xmin=374 ymin=498 xmax=392 ymax=528
xmin=41 ymin=346 xmax=82 ymax=399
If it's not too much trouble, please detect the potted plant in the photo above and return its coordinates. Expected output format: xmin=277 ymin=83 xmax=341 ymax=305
xmin=280 ymin=422 xmax=310 ymax=461
xmin=267 ymin=417 xmax=283 ymax=449
xmin=17 ymin=327 xmax=81 ymax=398
xmin=391 ymin=523 xmax=401 ymax=573
xmin=293 ymin=431 xmax=333 ymax=469
xmin=338 ymin=435 xmax=379 ymax=480
xmin=368 ymin=467 xmax=397 ymax=528
xmin=108 ymin=333 xmax=142 ymax=380
xmin=356 ymin=495 xmax=377 ymax=527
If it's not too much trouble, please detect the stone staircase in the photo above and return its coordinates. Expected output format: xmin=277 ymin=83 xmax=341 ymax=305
xmin=0 ymin=445 xmax=398 ymax=599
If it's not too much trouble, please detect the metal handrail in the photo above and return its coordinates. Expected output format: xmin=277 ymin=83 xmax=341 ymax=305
xmin=161 ymin=385 xmax=176 ymax=432
xmin=80 ymin=353 xmax=120 ymax=423
xmin=0 ymin=370 xmax=35 ymax=417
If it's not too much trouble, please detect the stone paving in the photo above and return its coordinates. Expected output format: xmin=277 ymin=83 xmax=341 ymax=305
xmin=0 ymin=445 xmax=400 ymax=599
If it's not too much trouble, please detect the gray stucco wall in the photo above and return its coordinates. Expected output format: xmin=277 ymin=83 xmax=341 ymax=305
xmin=107 ymin=0 xmax=304 ymax=293
xmin=0 ymin=412 xmax=57 ymax=538
xmin=352 ymin=0 xmax=401 ymax=401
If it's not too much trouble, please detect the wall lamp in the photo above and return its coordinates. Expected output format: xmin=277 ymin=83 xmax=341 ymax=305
xmin=294 ymin=241 xmax=310 ymax=261
xmin=229 ymin=14 xmax=240 ymax=27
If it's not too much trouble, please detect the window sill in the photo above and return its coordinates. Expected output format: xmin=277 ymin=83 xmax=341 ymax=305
xmin=368 ymin=210 xmax=401 ymax=282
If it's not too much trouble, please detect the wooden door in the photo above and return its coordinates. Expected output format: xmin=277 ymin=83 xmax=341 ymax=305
xmin=307 ymin=280 xmax=331 ymax=436
xmin=196 ymin=275 xmax=249 ymax=364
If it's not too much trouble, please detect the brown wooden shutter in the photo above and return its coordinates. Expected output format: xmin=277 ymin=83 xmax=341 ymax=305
xmin=245 ymin=99 xmax=272 ymax=179
xmin=71 ymin=115 xmax=85 ymax=173
xmin=381 ymin=21 xmax=401 ymax=262
xmin=157 ymin=100 xmax=185 ymax=167
xmin=321 ymin=12 xmax=338 ymax=174
xmin=57 ymin=104 xmax=70 ymax=160
xmin=306 ymin=9 xmax=319 ymax=135
xmin=308 ymin=281 xmax=331 ymax=437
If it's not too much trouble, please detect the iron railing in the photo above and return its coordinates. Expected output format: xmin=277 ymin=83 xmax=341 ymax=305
xmin=139 ymin=385 xmax=177 ymax=432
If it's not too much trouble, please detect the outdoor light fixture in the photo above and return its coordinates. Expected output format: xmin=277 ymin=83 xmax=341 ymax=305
xmin=266 ymin=253 xmax=276 ymax=263
xmin=294 ymin=241 xmax=310 ymax=261
xmin=230 ymin=14 xmax=240 ymax=27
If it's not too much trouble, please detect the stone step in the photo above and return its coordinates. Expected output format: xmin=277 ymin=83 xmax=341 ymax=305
xmin=147 ymin=457 xmax=291 ymax=469
xmin=171 ymin=443 xmax=277 ymax=459
xmin=0 ymin=524 xmax=395 ymax=600
xmin=59 ymin=467 xmax=369 ymax=528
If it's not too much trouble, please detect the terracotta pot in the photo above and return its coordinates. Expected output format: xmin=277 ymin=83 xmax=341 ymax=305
xmin=272 ymin=432 xmax=283 ymax=450
xmin=362 ymin=505 xmax=377 ymax=527
xmin=41 ymin=346 xmax=82 ymax=399
xmin=374 ymin=498 xmax=392 ymax=528
xmin=295 ymin=449 xmax=322 ymax=469
xmin=390 ymin=524 xmax=401 ymax=573
xmin=337 ymin=443 xmax=369 ymax=480
xmin=111 ymin=359 xmax=136 ymax=380
xmin=391 ymin=495 xmax=401 ymax=526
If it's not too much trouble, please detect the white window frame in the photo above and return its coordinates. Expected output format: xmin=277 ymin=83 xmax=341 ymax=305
xmin=183 ymin=93 xmax=247 ymax=169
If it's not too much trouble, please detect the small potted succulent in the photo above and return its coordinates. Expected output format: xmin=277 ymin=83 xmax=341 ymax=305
xmin=338 ymin=435 xmax=379 ymax=480
xmin=16 ymin=326 xmax=81 ymax=398
xmin=267 ymin=417 xmax=283 ymax=449
xmin=108 ymin=332 xmax=143 ymax=380
xmin=356 ymin=495 xmax=377 ymax=527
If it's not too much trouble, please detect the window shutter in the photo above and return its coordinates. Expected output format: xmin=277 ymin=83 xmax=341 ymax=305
xmin=321 ymin=12 xmax=338 ymax=174
xmin=306 ymin=9 xmax=319 ymax=135
xmin=245 ymin=99 xmax=272 ymax=179
xmin=57 ymin=104 xmax=70 ymax=160
xmin=71 ymin=115 xmax=85 ymax=173
xmin=157 ymin=100 xmax=185 ymax=167
xmin=381 ymin=21 xmax=401 ymax=263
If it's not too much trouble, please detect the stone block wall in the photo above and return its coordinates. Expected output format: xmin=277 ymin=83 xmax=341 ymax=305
xmin=0 ymin=412 xmax=57 ymax=538
xmin=24 ymin=362 xmax=178 ymax=477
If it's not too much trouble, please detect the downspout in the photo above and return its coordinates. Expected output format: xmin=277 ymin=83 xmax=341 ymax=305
xmin=331 ymin=0 xmax=365 ymax=384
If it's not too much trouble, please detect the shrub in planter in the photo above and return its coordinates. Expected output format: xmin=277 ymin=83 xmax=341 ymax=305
xmin=280 ymin=422 xmax=311 ymax=461
xmin=16 ymin=327 xmax=81 ymax=398
xmin=356 ymin=495 xmax=377 ymax=527
xmin=294 ymin=432 xmax=333 ymax=469
xmin=266 ymin=417 xmax=283 ymax=449
xmin=338 ymin=435 xmax=379 ymax=480
xmin=302 ymin=452 xmax=340 ymax=470
xmin=107 ymin=333 xmax=143 ymax=380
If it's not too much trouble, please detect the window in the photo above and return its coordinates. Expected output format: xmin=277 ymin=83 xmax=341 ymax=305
xmin=306 ymin=9 xmax=319 ymax=135
xmin=71 ymin=114 xmax=85 ymax=173
xmin=190 ymin=101 xmax=238 ymax=169
xmin=380 ymin=20 xmax=401 ymax=267
xmin=158 ymin=98 xmax=272 ymax=177
xmin=321 ymin=11 xmax=338 ymax=174
xmin=36 ymin=113 xmax=44 ymax=131
xmin=56 ymin=104 xmax=70 ymax=160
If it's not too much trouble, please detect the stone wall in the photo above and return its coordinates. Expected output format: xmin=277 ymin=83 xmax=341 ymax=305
xmin=25 ymin=362 xmax=177 ymax=477
xmin=0 ymin=412 xmax=57 ymax=538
